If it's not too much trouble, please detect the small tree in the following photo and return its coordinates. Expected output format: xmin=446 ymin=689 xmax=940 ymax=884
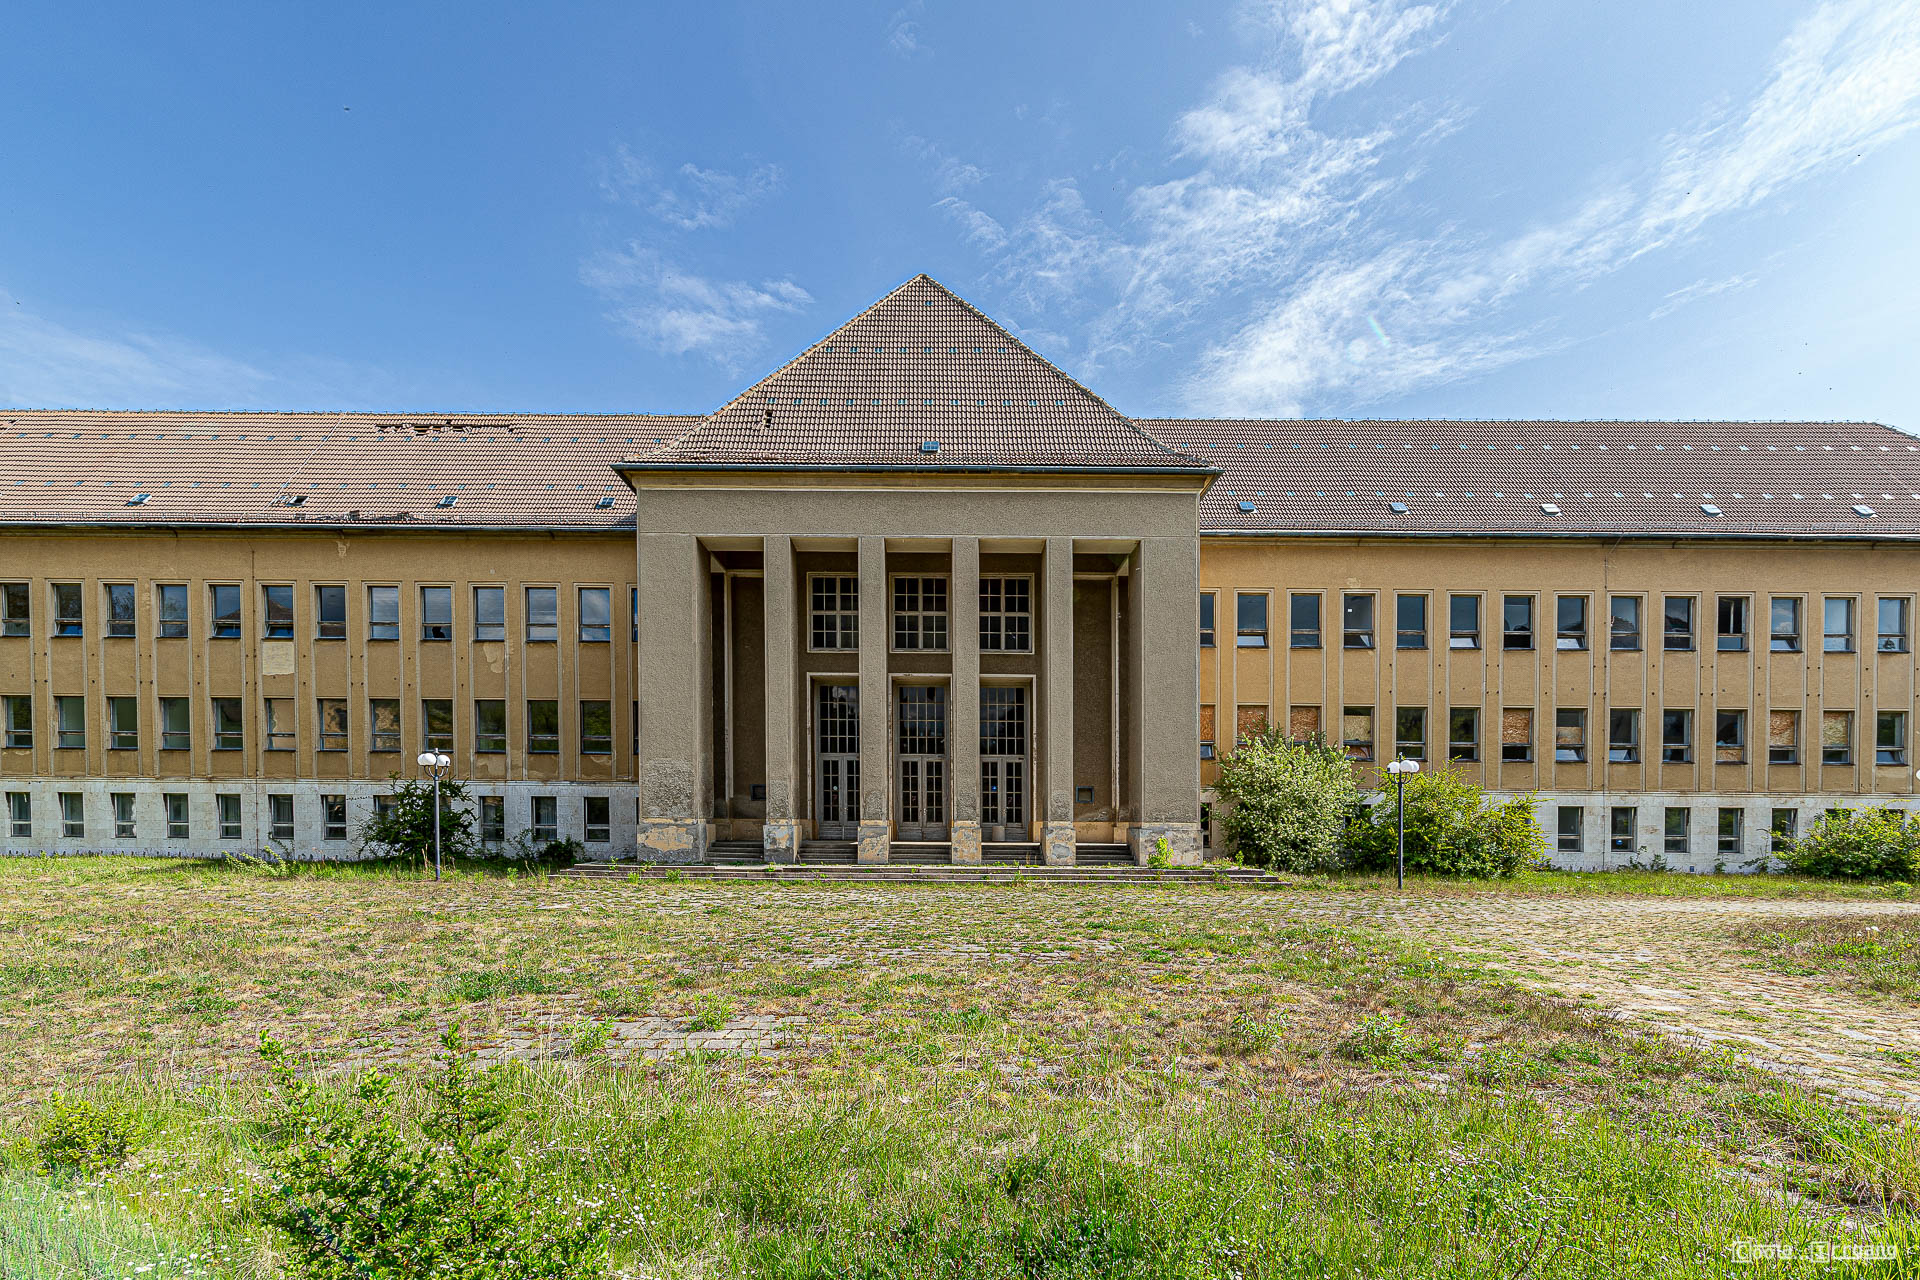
xmin=1344 ymin=767 xmax=1546 ymax=879
xmin=358 ymin=776 xmax=479 ymax=868
xmin=1212 ymin=728 xmax=1360 ymax=872
xmin=1779 ymin=808 xmax=1920 ymax=879
xmin=258 ymin=1028 xmax=606 ymax=1279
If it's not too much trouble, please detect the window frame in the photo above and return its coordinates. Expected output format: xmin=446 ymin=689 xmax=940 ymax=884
xmin=159 ymin=697 xmax=190 ymax=752
xmin=473 ymin=586 xmax=506 ymax=642
xmin=317 ymin=698 xmax=348 ymax=753
xmin=530 ymin=795 xmax=558 ymax=844
xmin=156 ymin=584 xmax=190 ymax=639
xmin=315 ymin=584 xmax=347 ymax=640
xmin=322 ymin=794 xmax=348 ymax=842
xmin=104 ymin=583 xmax=136 ymax=639
xmin=1556 ymin=805 xmax=1583 ymax=853
xmin=580 ymin=699 xmax=613 ymax=755
xmin=1823 ymin=597 xmax=1855 ymax=653
xmin=979 ymin=576 xmax=1033 ymax=654
xmin=525 ymin=586 xmax=560 ymax=643
xmin=264 ymin=697 xmax=296 ymax=752
xmin=3 ymin=694 xmax=33 ymax=750
xmin=579 ymin=586 xmax=612 ymax=644
xmin=1661 ymin=708 xmax=1693 ymax=764
xmin=1198 ymin=592 xmax=1216 ymax=648
xmin=1609 ymin=806 xmax=1637 ymax=854
xmin=807 ymin=573 xmax=859 ymax=652
xmin=55 ymin=694 xmax=85 ymax=750
xmin=1769 ymin=597 xmax=1802 ymax=652
xmin=51 ymin=582 xmax=83 ymax=637
xmin=1448 ymin=594 xmax=1480 ymax=649
xmin=526 ymin=699 xmax=560 ymax=754
xmin=1821 ymin=710 xmax=1853 ymax=765
xmin=1663 ymin=595 xmax=1695 ymax=652
xmin=212 ymin=698 xmax=244 ymax=752
xmin=1553 ymin=707 xmax=1586 ymax=763
xmin=1714 ymin=709 xmax=1747 ymax=764
xmin=1664 ymin=806 xmax=1690 ymax=858
xmin=890 ymin=574 xmax=950 ymax=653
xmin=1340 ymin=705 xmax=1375 ymax=762
xmin=261 ymin=584 xmax=295 ymax=640
xmin=166 ymin=792 xmax=189 ymax=841
xmin=1767 ymin=709 xmax=1799 ymax=765
xmin=1447 ymin=707 xmax=1480 ymax=763
xmin=1715 ymin=596 xmax=1749 ymax=653
xmin=1555 ymin=595 xmax=1587 ymax=651
xmin=1500 ymin=706 xmax=1533 ymax=763
xmin=0 ymin=583 xmax=29 ymax=637
xmin=1502 ymin=595 xmax=1534 ymax=651
xmin=107 ymin=696 xmax=138 ymax=751
xmin=422 ymin=699 xmax=454 ymax=754
xmin=1608 ymin=595 xmax=1641 ymax=651
xmin=474 ymin=699 xmax=508 ymax=754
xmin=420 ymin=586 xmax=454 ymax=642
xmin=367 ymin=585 xmax=400 ymax=642
xmin=267 ymin=793 xmax=294 ymax=844
xmin=1876 ymin=710 xmax=1909 ymax=766
xmin=369 ymin=698 xmax=401 ymax=753
xmin=584 ymin=795 xmax=611 ymax=844
xmin=1607 ymin=708 xmax=1640 ymax=763
xmin=1281 ymin=592 xmax=1313 ymax=649
xmin=1878 ymin=597 xmax=1911 ymax=654
xmin=1342 ymin=593 xmax=1375 ymax=650
xmin=1393 ymin=706 xmax=1426 ymax=760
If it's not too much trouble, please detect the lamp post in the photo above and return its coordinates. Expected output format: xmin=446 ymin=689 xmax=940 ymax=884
xmin=416 ymin=751 xmax=452 ymax=881
xmin=1385 ymin=758 xmax=1421 ymax=889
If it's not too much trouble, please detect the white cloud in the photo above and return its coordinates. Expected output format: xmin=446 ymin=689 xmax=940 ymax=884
xmin=1648 ymin=273 xmax=1759 ymax=322
xmin=581 ymin=248 xmax=810 ymax=365
xmin=887 ymin=2 xmax=923 ymax=56
xmin=0 ymin=289 xmax=273 ymax=408
xmin=598 ymin=145 xmax=782 ymax=230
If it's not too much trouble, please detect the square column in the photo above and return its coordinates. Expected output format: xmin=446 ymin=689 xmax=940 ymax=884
xmin=761 ymin=535 xmax=800 ymax=863
xmin=949 ymin=536 xmax=981 ymax=864
xmin=635 ymin=532 xmax=711 ymax=862
xmin=1042 ymin=535 xmax=1076 ymax=866
xmin=1128 ymin=536 xmax=1204 ymax=865
xmin=856 ymin=535 xmax=891 ymax=863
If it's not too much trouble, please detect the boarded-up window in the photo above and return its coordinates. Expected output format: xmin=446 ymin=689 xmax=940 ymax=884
xmin=1768 ymin=710 xmax=1798 ymax=765
xmin=1289 ymin=705 xmax=1321 ymax=742
xmin=1235 ymin=705 xmax=1269 ymax=741
xmin=1501 ymin=708 xmax=1533 ymax=762
xmin=1200 ymin=704 xmax=1216 ymax=743
xmin=1341 ymin=706 xmax=1374 ymax=761
xmin=1821 ymin=710 xmax=1853 ymax=765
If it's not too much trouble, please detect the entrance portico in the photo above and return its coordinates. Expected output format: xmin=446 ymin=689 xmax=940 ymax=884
xmin=621 ymin=276 xmax=1213 ymax=866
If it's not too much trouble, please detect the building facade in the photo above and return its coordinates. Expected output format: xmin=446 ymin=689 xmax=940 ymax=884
xmin=3 ymin=275 xmax=1917 ymax=869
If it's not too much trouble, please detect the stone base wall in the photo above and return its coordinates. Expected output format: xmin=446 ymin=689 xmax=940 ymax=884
xmin=1041 ymin=822 xmax=1076 ymax=867
xmin=949 ymin=820 xmax=982 ymax=865
xmin=762 ymin=820 xmax=800 ymax=864
xmin=856 ymin=821 xmax=891 ymax=864
xmin=1129 ymin=822 xmax=1204 ymax=866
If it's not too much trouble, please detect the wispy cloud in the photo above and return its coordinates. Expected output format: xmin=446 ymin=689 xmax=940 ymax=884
xmin=887 ymin=2 xmax=924 ymax=56
xmin=597 ymin=144 xmax=782 ymax=230
xmin=932 ymin=0 xmax=1920 ymax=414
xmin=1648 ymin=273 xmax=1759 ymax=322
xmin=0 ymin=289 xmax=273 ymax=408
xmin=580 ymin=248 xmax=811 ymax=366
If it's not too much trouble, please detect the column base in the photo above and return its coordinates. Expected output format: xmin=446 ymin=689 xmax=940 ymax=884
xmin=762 ymin=820 xmax=799 ymax=865
xmin=856 ymin=821 xmax=891 ymax=864
xmin=950 ymin=821 xmax=982 ymax=865
xmin=1130 ymin=823 xmax=1204 ymax=867
xmin=1042 ymin=822 xmax=1076 ymax=867
xmin=635 ymin=819 xmax=707 ymax=864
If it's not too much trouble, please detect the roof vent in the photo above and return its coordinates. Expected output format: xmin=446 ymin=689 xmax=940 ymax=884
xmin=126 ymin=493 xmax=150 ymax=506
xmin=594 ymin=495 xmax=615 ymax=510
xmin=1236 ymin=500 xmax=1256 ymax=513
xmin=1699 ymin=503 xmax=1722 ymax=516
xmin=1387 ymin=501 xmax=1408 ymax=514
xmin=436 ymin=494 xmax=458 ymax=509
xmin=1539 ymin=503 xmax=1560 ymax=515
xmin=919 ymin=440 xmax=940 ymax=454
xmin=1852 ymin=504 xmax=1876 ymax=518
xmin=284 ymin=494 xmax=307 ymax=508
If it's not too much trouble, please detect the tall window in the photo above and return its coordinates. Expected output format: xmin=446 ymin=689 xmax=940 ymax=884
xmin=473 ymin=586 xmax=506 ymax=641
xmin=1554 ymin=709 xmax=1586 ymax=762
xmin=421 ymin=587 xmax=453 ymax=641
xmin=1878 ymin=598 xmax=1910 ymax=653
xmin=579 ymin=587 xmax=612 ymax=643
xmin=980 ymin=578 xmax=1031 ymax=652
xmin=1608 ymin=709 xmax=1640 ymax=763
xmin=480 ymin=796 xmax=505 ymax=845
xmin=1501 ymin=708 xmax=1532 ymax=762
xmin=268 ymin=794 xmax=294 ymax=843
xmin=60 ymin=792 xmax=84 ymax=838
xmin=1199 ymin=704 xmax=1215 ymax=760
xmin=1610 ymin=807 xmax=1636 ymax=854
xmin=1717 ymin=808 xmax=1744 ymax=859
xmin=475 ymin=700 xmax=507 ymax=753
xmin=1198 ymin=593 xmax=1216 ymax=648
xmin=165 ymin=793 xmax=189 ymax=840
xmin=1821 ymin=710 xmax=1853 ymax=764
xmin=423 ymin=700 xmax=454 ymax=753
xmin=530 ymin=795 xmax=557 ymax=843
xmin=264 ymin=698 xmax=295 ymax=751
xmin=1767 ymin=710 xmax=1799 ymax=764
xmin=1716 ymin=597 xmax=1748 ymax=652
xmin=1448 ymin=708 xmax=1479 ymax=762
xmin=160 ymin=698 xmax=190 ymax=751
xmin=527 ymin=700 xmax=559 ymax=754
xmin=1823 ymin=597 xmax=1855 ymax=652
xmin=7 ymin=792 xmax=29 ymax=837
xmin=113 ymin=793 xmax=135 ymax=839
xmin=1769 ymin=808 xmax=1798 ymax=855
xmin=369 ymin=699 xmax=400 ymax=752
xmin=1663 ymin=596 xmax=1694 ymax=651
xmin=1555 ymin=596 xmax=1587 ymax=650
xmin=1 ymin=583 xmax=28 ymax=636
xmin=1877 ymin=711 xmax=1909 ymax=766
xmin=55 ymin=696 xmax=85 ymax=749
xmin=1557 ymin=806 xmax=1583 ymax=853
xmin=210 ymin=585 xmax=242 ymax=638
xmin=51 ymin=583 xmax=83 ymax=636
xmin=810 ymin=576 xmax=858 ymax=650
xmin=212 ymin=698 xmax=243 ymax=751
xmin=318 ymin=699 xmax=348 ymax=752
xmin=367 ymin=586 xmax=399 ymax=641
xmin=105 ymin=584 xmax=136 ymax=638
xmin=1770 ymin=598 xmax=1801 ymax=652
xmin=1502 ymin=596 xmax=1533 ymax=650
xmin=1282 ymin=593 xmax=1313 ymax=648
xmin=4 ymin=695 xmax=33 ymax=749
xmin=1394 ymin=707 xmax=1426 ymax=759
xmin=1664 ymin=807 xmax=1690 ymax=857
xmin=315 ymin=585 xmax=346 ymax=639
xmin=1609 ymin=596 xmax=1641 ymax=650
xmin=1342 ymin=594 xmax=1375 ymax=649
xmin=585 ymin=796 xmax=611 ymax=844
xmin=526 ymin=587 xmax=559 ymax=642
xmin=108 ymin=697 xmax=137 ymax=751
xmin=1661 ymin=709 xmax=1693 ymax=764
xmin=1448 ymin=594 xmax=1480 ymax=649
xmin=323 ymin=795 xmax=348 ymax=841
xmin=1341 ymin=706 xmax=1374 ymax=761
xmin=1715 ymin=710 xmax=1747 ymax=764
xmin=262 ymin=585 xmax=294 ymax=639
xmin=1397 ymin=594 xmax=1428 ymax=644
xmin=581 ymin=700 xmax=612 ymax=755
xmin=1241 ymin=592 xmax=1276 ymax=646
xmin=892 ymin=577 xmax=948 ymax=651
xmin=155 ymin=584 xmax=189 ymax=639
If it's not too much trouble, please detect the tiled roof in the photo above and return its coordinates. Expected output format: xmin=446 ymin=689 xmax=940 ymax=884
xmin=621 ymin=275 xmax=1212 ymax=473
xmin=1152 ymin=418 xmax=1920 ymax=539
xmin=0 ymin=412 xmax=694 ymax=530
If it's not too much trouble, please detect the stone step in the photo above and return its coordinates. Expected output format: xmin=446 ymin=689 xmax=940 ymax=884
xmin=556 ymin=862 xmax=1274 ymax=887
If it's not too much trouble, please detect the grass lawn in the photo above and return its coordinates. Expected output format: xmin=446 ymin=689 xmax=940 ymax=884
xmin=3 ymin=857 xmax=1918 ymax=1277
xmin=1746 ymin=914 xmax=1920 ymax=1003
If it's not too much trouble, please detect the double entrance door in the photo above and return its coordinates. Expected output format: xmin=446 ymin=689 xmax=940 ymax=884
xmin=894 ymin=685 xmax=948 ymax=840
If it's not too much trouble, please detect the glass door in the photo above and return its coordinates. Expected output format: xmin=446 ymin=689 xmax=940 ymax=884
xmin=814 ymin=684 xmax=859 ymax=840
xmin=895 ymin=685 xmax=949 ymax=840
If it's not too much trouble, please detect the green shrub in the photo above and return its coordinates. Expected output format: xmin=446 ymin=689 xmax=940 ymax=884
xmin=1212 ymin=729 xmax=1360 ymax=873
xmin=1345 ymin=768 xmax=1546 ymax=879
xmin=1338 ymin=1015 xmax=1416 ymax=1067
xmin=258 ymin=1027 xmax=606 ymax=1280
xmin=357 ymin=776 xmax=481 ymax=867
xmin=1779 ymin=808 xmax=1920 ymax=880
xmin=34 ymin=1095 xmax=135 ymax=1176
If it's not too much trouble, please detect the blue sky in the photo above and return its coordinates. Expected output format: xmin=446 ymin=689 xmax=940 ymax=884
xmin=3 ymin=0 xmax=1918 ymax=429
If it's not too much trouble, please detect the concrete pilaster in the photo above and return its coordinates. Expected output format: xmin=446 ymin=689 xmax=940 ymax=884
xmin=1042 ymin=535 xmax=1076 ymax=865
xmin=856 ymin=535 xmax=891 ymax=862
xmin=635 ymin=532 xmax=710 ymax=862
xmin=1128 ymin=536 xmax=1204 ymax=865
xmin=949 ymin=536 xmax=981 ymax=863
xmin=761 ymin=534 xmax=799 ymax=863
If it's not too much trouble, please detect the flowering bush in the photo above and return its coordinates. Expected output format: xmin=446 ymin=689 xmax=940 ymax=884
xmin=1212 ymin=729 xmax=1360 ymax=872
xmin=1778 ymin=808 xmax=1920 ymax=879
xmin=1344 ymin=767 xmax=1546 ymax=879
xmin=258 ymin=1027 xmax=606 ymax=1280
